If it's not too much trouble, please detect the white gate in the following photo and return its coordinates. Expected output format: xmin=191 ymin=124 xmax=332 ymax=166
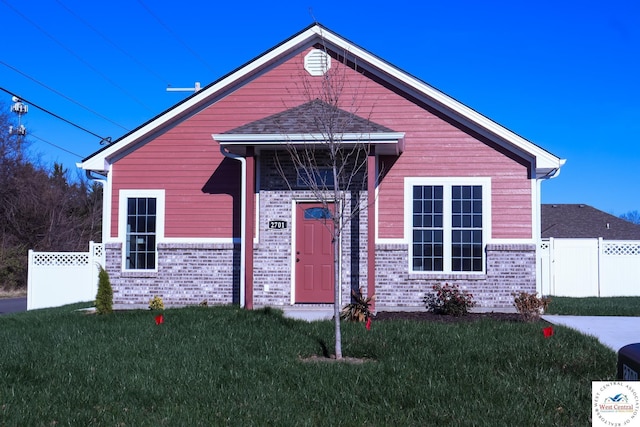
xmin=27 ymin=241 xmax=105 ymax=310
xmin=539 ymin=238 xmax=640 ymax=297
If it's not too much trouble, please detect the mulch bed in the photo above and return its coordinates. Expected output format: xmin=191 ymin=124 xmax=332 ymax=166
xmin=374 ymin=311 xmax=524 ymax=323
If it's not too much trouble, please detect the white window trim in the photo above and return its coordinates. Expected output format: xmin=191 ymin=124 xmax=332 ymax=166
xmin=404 ymin=177 xmax=492 ymax=274
xmin=118 ymin=189 xmax=165 ymax=272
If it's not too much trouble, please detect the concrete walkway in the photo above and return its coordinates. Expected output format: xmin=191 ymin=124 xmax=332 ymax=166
xmin=542 ymin=315 xmax=640 ymax=352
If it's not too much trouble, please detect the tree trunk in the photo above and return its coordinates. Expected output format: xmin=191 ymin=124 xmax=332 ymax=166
xmin=333 ymin=235 xmax=342 ymax=359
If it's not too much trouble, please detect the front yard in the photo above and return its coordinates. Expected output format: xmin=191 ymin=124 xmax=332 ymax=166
xmin=0 ymin=303 xmax=614 ymax=425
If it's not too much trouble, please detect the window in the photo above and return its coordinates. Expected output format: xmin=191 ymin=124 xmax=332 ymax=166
xmin=119 ymin=190 xmax=164 ymax=271
xmin=406 ymin=178 xmax=490 ymax=274
xmin=126 ymin=198 xmax=156 ymax=269
xmin=304 ymin=207 xmax=333 ymax=220
xmin=297 ymin=168 xmax=334 ymax=188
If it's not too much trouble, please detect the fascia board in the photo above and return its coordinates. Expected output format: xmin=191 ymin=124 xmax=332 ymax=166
xmin=213 ymin=132 xmax=405 ymax=143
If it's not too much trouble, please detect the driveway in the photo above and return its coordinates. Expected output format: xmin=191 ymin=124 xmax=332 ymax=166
xmin=0 ymin=297 xmax=27 ymax=315
xmin=542 ymin=315 xmax=640 ymax=352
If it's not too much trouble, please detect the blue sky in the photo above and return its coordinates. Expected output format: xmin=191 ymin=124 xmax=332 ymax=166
xmin=1 ymin=0 xmax=638 ymax=215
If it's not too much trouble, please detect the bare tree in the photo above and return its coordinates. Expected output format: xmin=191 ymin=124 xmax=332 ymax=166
xmin=0 ymin=103 xmax=102 ymax=290
xmin=274 ymin=43 xmax=378 ymax=359
xmin=620 ymin=211 xmax=640 ymax=225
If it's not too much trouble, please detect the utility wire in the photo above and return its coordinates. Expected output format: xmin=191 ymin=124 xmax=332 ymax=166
xmin=29 ymin=133 xmax=84 ymax=159
xmin=136 ymin=0 xmax=217 ymax=75
xmin=0 ymin=0 xmax=155 ymax=113
xmin=0 ymin=60 xmax=130 ymax=132
xmin=54 ymin=0 xmax=172 ymax=87
xmin=0 ymin=86 xmax=111 ymax=144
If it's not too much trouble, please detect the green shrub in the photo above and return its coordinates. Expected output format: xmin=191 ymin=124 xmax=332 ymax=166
xmin=513 ymin=291 xmax=550 ymax=322
xmin=95 ymin=266 xmax=113 ymax=315
xmin=424 ymin=283 xmax=476 ymax=316
xmin=148 ymin=296 xmax=164 ymax=310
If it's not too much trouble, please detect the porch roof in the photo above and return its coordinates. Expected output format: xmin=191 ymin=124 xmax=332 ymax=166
xmin=213 ymin=99 xmax=405 ymax=155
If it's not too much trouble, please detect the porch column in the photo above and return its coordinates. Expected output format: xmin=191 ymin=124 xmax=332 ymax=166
xmin=245 ymin=147 xmax=255 ymax=309
xmin=367 ymin=149 xmax=376 ymax=311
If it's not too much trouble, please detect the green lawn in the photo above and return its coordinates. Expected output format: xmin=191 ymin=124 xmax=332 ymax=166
xmin=546 ymin=296 xmax=640 ymax=316
xmin=0 ymin=304 xmax=615 ymax=426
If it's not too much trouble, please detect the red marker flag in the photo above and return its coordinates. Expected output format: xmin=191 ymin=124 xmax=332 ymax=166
xmin=542 ymin=326 xmax=553 ymax=338
xmin=155 ymin=314 xmax=164 ymax=325
xmin=366 ymin=317 xmax=372 ymax=331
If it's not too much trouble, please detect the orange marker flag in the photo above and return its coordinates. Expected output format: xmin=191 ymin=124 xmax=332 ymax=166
xmin=155 ymin=314 xmax=164 ymax=325
xmin=542 ymin=326 xmax=553 ymax=338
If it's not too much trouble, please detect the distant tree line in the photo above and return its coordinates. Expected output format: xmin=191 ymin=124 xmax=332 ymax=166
xmin=0 ymin=104 xmax=102 ymax=291
xmin=619 ymin=211 xmax=640 ymax=225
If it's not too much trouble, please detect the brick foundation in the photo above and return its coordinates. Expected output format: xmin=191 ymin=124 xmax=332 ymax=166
xmin=375 ymin=243 xmax=536 ymax=310
xmin=105 ymin=242 xmax=239 ymax=308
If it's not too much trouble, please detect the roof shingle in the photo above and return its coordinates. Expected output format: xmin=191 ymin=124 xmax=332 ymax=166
xmin=223 ymin=99 xmax=395 ymax=135
xmin=541 ymin=204 xmax=640 ymax=240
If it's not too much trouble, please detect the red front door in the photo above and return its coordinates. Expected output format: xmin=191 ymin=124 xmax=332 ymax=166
xmin=295 ymin=202 xmax=334 ymax=303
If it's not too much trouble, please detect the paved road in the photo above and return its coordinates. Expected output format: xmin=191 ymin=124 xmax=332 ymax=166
xmin=0 ymin=297 xmax=27 ymax=315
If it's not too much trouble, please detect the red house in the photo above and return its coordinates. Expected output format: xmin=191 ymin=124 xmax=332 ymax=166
xmin=79 ymin=24 xmax=564 ymax=312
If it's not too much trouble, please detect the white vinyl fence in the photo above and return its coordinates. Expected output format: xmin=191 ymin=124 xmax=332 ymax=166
xmin=539 ymin=238 xmax=640 ymax=297
xmin=27 ymin=241 xmax=105 ymax=310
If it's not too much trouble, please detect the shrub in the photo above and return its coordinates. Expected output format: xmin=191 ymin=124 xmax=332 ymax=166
xmin=340 ymin=288 xmax=375 ymax=322
xmin=513 ymin=292 xmax=550 ymax=322
xmin=95 ymin=266 xmax=113 ymax=315
xmin=149 ymin=296 xmax=164 ymax=310
xmin=424 ymin=283 xmax=476 ymax=316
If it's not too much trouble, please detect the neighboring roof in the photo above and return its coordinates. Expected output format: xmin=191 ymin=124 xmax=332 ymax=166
xmin=79 ymin=23 xmax=565 ymax=176
xmin=541 ymin=204 xmax=640 ymax=240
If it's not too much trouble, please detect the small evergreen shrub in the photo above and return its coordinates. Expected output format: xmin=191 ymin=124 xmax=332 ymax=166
xmin=95 ymin=266 xmax=113 ymax=315
xmin=340 ymin=288 xmax=375 ymax=322
xmin=513 ymin=292 xmax=550 ymax=322
xmin=149 ymin=296 xmax=164 ymax=310
xmin=424 ymin=283 xmax=476 ymax=316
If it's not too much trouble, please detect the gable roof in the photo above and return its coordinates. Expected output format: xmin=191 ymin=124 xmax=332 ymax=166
xmin=541 ymin=204 xmax=640 ymax=240
xmin=79 ymin=23 xmax=565 ymax=176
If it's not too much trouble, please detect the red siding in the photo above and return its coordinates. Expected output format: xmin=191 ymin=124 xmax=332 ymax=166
xmin=111 ymin=49 xmax=532 ymax=240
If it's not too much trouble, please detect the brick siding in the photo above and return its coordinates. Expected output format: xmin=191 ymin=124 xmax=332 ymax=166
xmin=105 ymin=242 xmax=239 ymax=308
xmin=375 ymin=243 xmax=536 ymax=310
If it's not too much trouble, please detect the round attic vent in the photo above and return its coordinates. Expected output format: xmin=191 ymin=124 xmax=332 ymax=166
xmin=304 ymin=49 xmax=331 ymax=76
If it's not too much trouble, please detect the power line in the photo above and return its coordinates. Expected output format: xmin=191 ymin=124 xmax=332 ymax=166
xmin=0 ymin=86 xmax=112 ymax=144
xmin=0 ymin=60 xmax=130 ymax=132
xmin=0 ymin=0 xmax=155 ymax=113
xmin=29 ymin=133 xmax=83 ymax=159
xmin=136 ymin=0 xmax=217 ymax=75
xmin=54 ymin=0 xmax=172 ymax=87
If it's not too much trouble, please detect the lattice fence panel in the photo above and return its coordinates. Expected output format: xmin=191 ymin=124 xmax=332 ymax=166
xmin=602 ymin=242 xmax=640 ymax=256
xmin=33 ymin=252 xmax=89 ymax=267
xmin=93 ymin=243 xmax=104 ymax=259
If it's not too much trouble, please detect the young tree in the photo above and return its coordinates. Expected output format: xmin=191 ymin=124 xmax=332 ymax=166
xmin=275 ymin=44 xmax=379 ymax=359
